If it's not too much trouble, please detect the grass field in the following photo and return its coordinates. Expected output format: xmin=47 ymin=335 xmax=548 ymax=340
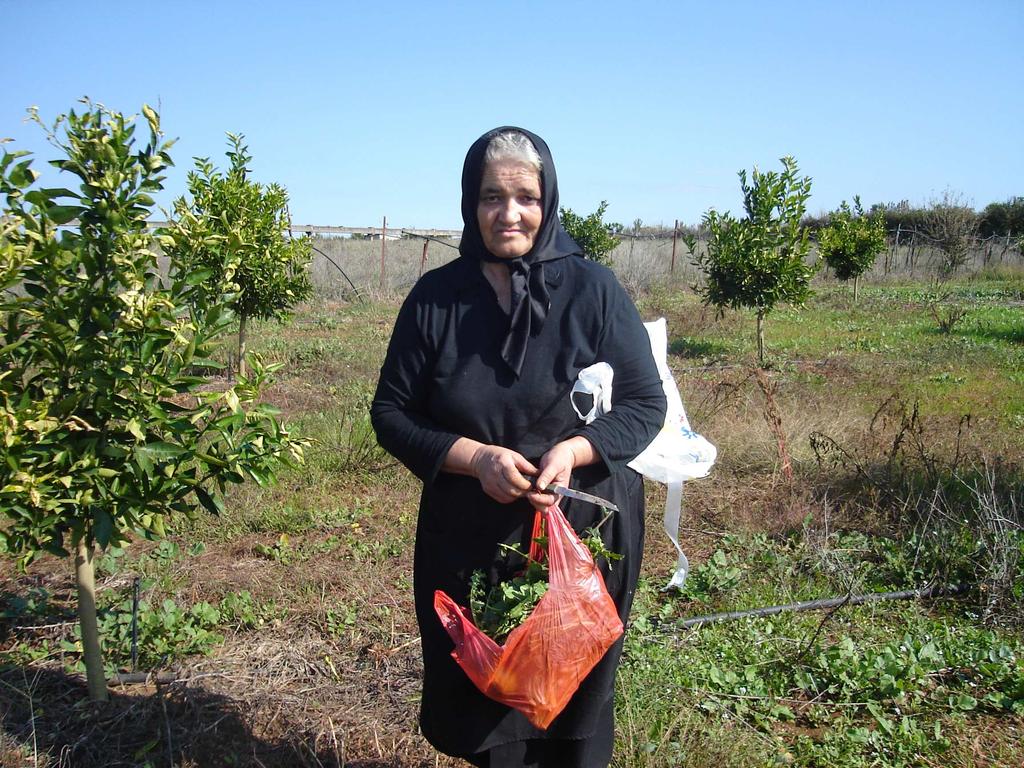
xmin=1 ymin=270 xmax=1022 ymax=767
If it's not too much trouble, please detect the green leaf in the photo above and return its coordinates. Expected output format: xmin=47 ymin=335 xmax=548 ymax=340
xmin=951 ymin=693 xmax=978 ymax=711
xmin=90 ymin=306 xmax=114 ymax=332
xmin=194 ymin=487 xmax=225 ymax=516
xmin=39 ymin=186 xmax=78 ymax=198
xmin=185 ymin=268 xmax=214 ymax=286
xmin=246 ymin=466 xmax=269 ymax=487
xmin=141 ymin=104 xmax=159 ymax=135
xmin=136 ymin=442 xmax=186 ymax=462
xmin=140 ymin=336 xmax=155 ymax=363
xmin=9 ymin=159 xmax=38 ymax=188
xmin=46 ymin=205 xmax=82 ymax=225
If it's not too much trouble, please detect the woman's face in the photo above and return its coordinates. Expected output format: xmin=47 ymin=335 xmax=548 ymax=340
xmin=476 ymin=160 xmax=543 ymax=259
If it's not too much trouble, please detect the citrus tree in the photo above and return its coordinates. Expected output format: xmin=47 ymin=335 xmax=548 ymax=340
xmin=166 ymin=134 xmax=312 ymax=377
xmin=818 ymin=196 xmax=886 ymax=301
xmin=0 ymin=102 xmax=306 ymax=701
xmin=559 ymin=200 xmax=620 ymax=266
xmin=695 ymin=156 xmax=816 ymax=363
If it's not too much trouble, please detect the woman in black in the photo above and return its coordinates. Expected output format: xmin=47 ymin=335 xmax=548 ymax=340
xmin=371 ymin=127 xmax=665 ymax=767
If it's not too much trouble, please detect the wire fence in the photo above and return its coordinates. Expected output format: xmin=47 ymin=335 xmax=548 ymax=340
xmin=306 ymin=228 xmax=1024 ymax=301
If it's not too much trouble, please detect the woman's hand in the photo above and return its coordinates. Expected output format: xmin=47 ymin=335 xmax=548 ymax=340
xmin=527 ymin=436 xmax=598 ymax=509
xmin=470 ymin=444 xmax=538 ymax=503
xmin=443 ymin=438 xmax=537 ymax=503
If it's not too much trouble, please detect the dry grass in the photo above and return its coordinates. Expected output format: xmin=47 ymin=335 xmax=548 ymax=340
xmin=0 ymin=631 xmax=463 ymax=767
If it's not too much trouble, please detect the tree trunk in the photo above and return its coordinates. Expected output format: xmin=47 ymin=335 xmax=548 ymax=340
xmin=756 ymin=310 xmax=766 ymax=364
xmin=75 ymin=538 xmax=108 ymax=702
xmin=853 ymin=275 xmax=860 ymax=303
xmin=237 ymin=315 xmax=248 ymax=380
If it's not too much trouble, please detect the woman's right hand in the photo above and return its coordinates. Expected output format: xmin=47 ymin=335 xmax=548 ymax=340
xmin=443 ymin=438 xmax=538 ymax=503
xmin=469 ymin=444 xmax=538 ymax=504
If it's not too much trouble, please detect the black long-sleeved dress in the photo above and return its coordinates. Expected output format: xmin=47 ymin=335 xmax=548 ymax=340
xmin=371 ymin=251 xmax=666 ymax=758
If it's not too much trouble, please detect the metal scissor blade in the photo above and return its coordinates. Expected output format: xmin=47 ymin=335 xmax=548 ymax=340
xmin=546 ymin=484 xmax=619 ymax=512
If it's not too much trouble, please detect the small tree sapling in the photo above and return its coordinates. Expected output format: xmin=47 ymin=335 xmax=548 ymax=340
xmin=695 ymin=156 xmax=816 ymax=363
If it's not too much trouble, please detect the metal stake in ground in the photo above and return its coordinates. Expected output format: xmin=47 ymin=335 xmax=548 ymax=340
xmin=131 ymin=576 xmax=140 ymax=673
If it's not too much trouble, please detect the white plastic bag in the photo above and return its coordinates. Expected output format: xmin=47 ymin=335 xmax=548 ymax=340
xmin=628 ymin=318 xmax=716 ymax=589
xmin=628 ymin=318 xmax=716 ymax=484
xmin=570 ymin=320 xmax=716 ymax=589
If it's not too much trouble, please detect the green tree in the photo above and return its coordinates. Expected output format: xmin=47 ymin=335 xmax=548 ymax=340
xmin=167 ymin=134 xmax=312 ymax=378
xmin=0 ymin=102 xmax=306 ymax=701
xmin=559 ymin=200 xmax=621 ymax=266
xmin=696 ymin=156 xmax=816 ymax=364
xmin=818 ymin=196 xmax=886 ymax=301
xmin=978 ymin=197 xmax=1024 ymax=240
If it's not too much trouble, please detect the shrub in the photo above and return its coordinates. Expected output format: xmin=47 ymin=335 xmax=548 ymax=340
xmin=165 ymin=134 xmax=313 ymax=377
xmin=924 ymin=189 xmax=979 ymax=279
xmin=818 ymin=196 xmax=886 ymax=301
xmin=559 ymin=200 xmax=620 ymax=266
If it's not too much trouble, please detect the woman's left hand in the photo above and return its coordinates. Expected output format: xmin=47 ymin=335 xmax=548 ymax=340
xmin=527 ymin=436 xmax=597 ymax=509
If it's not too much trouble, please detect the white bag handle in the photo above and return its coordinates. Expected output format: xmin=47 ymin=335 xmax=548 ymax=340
xmin=570 ymin=362 xmax=613 ymax=425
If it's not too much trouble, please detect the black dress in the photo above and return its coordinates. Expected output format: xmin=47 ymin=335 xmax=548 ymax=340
xmin=371 ymin=252 xmax=666 ymax=759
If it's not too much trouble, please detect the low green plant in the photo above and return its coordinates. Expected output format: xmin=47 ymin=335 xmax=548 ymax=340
xmin=144 ymin=539 xmax=182 ymax=569
xmin=95 ymin=546 xmax=129 ymax=576
xmin=2 ymin=639 xmax=59 ymax=666
xmin=929 ymin=299 xmax=969 ymax=334
xmin=331 ymin=393 xmax=391 ymax=472
xmin=72 ymin=597 xmax=224 ymax=672
xmin=679 ymin=548 xmax=742 ymax=603
xmin=324 ymin=602 xmax=358 ymax=638
xmin=57 ymin=589 xmax=277 ymax=673
xmin=254 ymin=533 xmax=294 ymax=563
xmin=620 ymin=521 xmax=1024 ymax=767
xmin=218 ymin=590 xmax=278 ymax=630
xmin=0 ymin=586 xmax=55 ymax=623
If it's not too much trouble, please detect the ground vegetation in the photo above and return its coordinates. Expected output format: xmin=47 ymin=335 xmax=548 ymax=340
xmin=2 ymin=269 xmax=1021 ymax=766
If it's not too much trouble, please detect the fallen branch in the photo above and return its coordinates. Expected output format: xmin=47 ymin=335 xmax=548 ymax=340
xmin=678 ymin=583 xmax=971 ymax=630
xmin=107 ymin=671 xmax=182 ymax=686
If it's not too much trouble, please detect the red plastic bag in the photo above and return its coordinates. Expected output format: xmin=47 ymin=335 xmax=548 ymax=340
xmin=433 ymin=503 xmax=624 ymax=729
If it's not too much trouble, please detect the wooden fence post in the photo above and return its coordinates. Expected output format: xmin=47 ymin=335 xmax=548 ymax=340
xmin=419 ymin=239 xmax=429 ymax=278
xmin=379 ymin=215 xmax=387 ymax=292
xmin=888 ymin=223 xmax=901 ymax=275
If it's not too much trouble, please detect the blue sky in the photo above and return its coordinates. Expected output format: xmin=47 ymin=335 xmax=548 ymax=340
xmin=3 ymin=0 xmax=1022 ymax=229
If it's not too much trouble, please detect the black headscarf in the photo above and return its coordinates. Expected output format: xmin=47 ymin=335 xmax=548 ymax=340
xmin=459 ymin=126 xmax=580 ymax=377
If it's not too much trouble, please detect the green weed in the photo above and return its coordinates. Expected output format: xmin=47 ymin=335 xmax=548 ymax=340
xmin=55 ymin=589 xmax=280 ymax=674
xmin=619 ymin=522 xmax=1024 ymax=767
